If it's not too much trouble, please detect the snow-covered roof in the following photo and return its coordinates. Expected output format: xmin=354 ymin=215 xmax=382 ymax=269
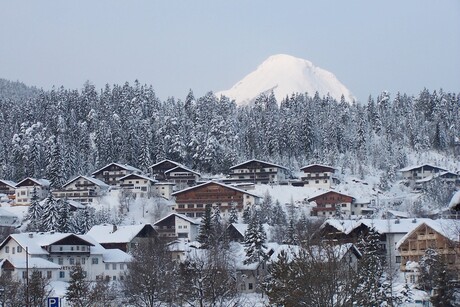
xmin=0 ymin=179 xmax=17 ymax=188
xmin=396 ymin=219 xmax=460 ymax=249
xmin=16 ymin=177 xmax=50 ymax=188
xmin=148 ymin=159 xmax=182 ymax=169
xmin=167 ymin=238 xmax=201 ymax=252
xmin=386 ymin=210 xmax=410 ymax=218
xmin=91 ymin=162 xmax=142 ymax=175
xmin=300 ymin=164 xmax=336 ymax=171
xmin=0 ymin=232 xmax=95 ymax=256
xmin=307 ymin=189 xmax=354 ymax=202
xmin=153 ymin=212 xmax=200 ymax=226
xmin=102 ymin=248 xmax=132 ymax=263
xmin=0 ymin=207 xmax=18 ymax=217
xmin=398 ymin=164 xmax=448 ymax=172
xmin=171 ymin=181 xmax=261 ymax=198
xmin=321 ymin=218 xmax=433 ymax=235
xmin=62 ymin=175 xmax=109 ymax=189
xmin=448 ymin=190 xmax=460 ymax=209
xmin=164 ymin=165 xmax=201 ymax=176
xmin=118 ymin=173 xmax=158 ymax=183
xmin=3 ymin=257 xmax=61 ymax=270
xmin=87 ymin=224 xmax=154 ymax=244
xmin=229 ymin=159 xmax=288 ymax=170
xmin=229 ymin=223 xmax=272 ymax=238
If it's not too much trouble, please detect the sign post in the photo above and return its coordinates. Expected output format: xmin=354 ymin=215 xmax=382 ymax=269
xmin=47 ymin=297 xmax=60 ymax=307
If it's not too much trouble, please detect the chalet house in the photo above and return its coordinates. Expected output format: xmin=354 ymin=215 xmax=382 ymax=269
xmin=118 ymin=173 xmax=157 ymax=199
xmin=149 ymin=159 xmax=201 ymax=189
xmin=319 ymin=218 xmax=433 ymax=268
xmin=53 ymin=175 xmax=109 ymax=204
xmin=0 ymin=232 xmax=131 ymax=283
xmin=171 ymin=181 xmax=261 ymax=219
xmin=308 ymin=190 xmax=356 ymax=217
xmin=153 ymin=213 xmax=200 ymax=241
xmin=91 ymin=162 xmax=142 ymax=186
xmin=226 ymin=223 xmax=273 ymax=243
xmin=0 ymin=179 xmax=17 ymax=200
xmin=397 ymin=219 xmax=460 ymax=283
xmin=164 ymin=165 xmax=201 ymax=190
xmin=398 ymin=164 xmax=448 ymax=181
xmin=226 ymin=159 xmax=290 ymax=185
xmin=87 ymin=224 xmax=157 ymax=253
xmin=14 ymin=177 xmax=50 ymax=206
xmin=149 ymin=159 xmax=182 ymax=181
xmin=299 ymin=164 xmax=337 ymax=189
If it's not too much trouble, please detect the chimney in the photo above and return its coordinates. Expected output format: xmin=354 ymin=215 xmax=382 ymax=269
xmin=28 ymin=233 xmax=33 ymax=238
xmin=412 ymin=218 xmax=417 ymax=223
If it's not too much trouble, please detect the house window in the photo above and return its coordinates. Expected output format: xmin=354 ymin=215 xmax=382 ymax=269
xmin=113 ymin=276 xmax=117 ymax=281
xmin=395 ymin=256 xmax=401 ymax=263
xmin=240 ymin=283 xmax=246 ymax=291
xmin=5 ymin=246 xmax=9 ymax=253
xmin=47 ymin=271 xmax=52 ymax=279
xmin=58 ymin=258 xmax=64 ymax=265
xmin=60 ymin=247 xmax=63 ymax=251
xmin=22 ymin=271 xmax=27 ymax=279
xmin=59 ymin=271 xmax=65 ymax=278
xmin=324 ymin=180 xmax=328 ymax=183
xmin=315 ymin=180 xmax=319 ymax=184
xmin=112 ymin=264 xmax=117 ymax=270
xmin=92 ymin=258 xmax=99 ymax=264
xmin=409 ymin=275 xmax=415 ymax=283
xmin=178 ymin=205 xmax=185 ymax=209
xmin=82 ymin=258 xmax=86 ymax=264
xmin=187 ymin=204 xmax=194 ymax=208
xmin=69 ymin=258 xmax=75 ymax=265
xmin=120 ymin=263 xmax=124 ymax=270
xmin=12 ymin=247 xmax=15 ymax=254
xmin=17 ymin=246 xmax=22 ymax=253
xmin=341 ymin=204 xmax=346 ymax=207
xmin=105 ymin=264 xmax=110 ymax=270
xmin=248 ymin=283 xmax=253 ymax=290
xmin=82 ymin=246 xmax=86 ymax=251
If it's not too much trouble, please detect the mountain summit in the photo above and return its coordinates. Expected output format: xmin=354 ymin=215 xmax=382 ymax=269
xmin=217 ymin=54 xmax=355 ymax=105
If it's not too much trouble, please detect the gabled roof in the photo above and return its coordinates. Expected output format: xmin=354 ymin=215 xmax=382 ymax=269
xmin=118 ymin=173 xmax=158 ymax=183
xmin=91 ymin=162 xmax=142 ymax=175
xmin=153 ymin=213 xmax=200 ymax=226
xmin=148 ymin=159 xmax=182 ymax=170
xmin=300 ymin=164 xmax=336 ymax=171
xmin=229 ymin=159 xmax=288 ymax=170
xmin=15 ymin=177 xmax=50 ymax=188
xmin=0 ymin=232 xmax=95 ymax=255
xmin=171 ymin=181 xmax=261 ymax=198
xmin=87 ymin=224 xmax=156 ymax=244
xmin=3 ymin=257 xmax=61 ymax=270
xmin=398 ymin=164 xmax=448 ymax=172
xmin=164 ymin=165 xmax=201 ymax=176
xmin=307 ymin=190 xmax=354 ymax=202
xmin=448 ymin=190 xmax=460 ymax=210
xmin=62 ymin=175 xmax=109 ymax=189
xmin=396 ymin=219 xmax=460 ymax=249
xmin=0 ymin=179 xmax=17 ymax=188
xmin=321 ymin=218 xmax=433 ymax=236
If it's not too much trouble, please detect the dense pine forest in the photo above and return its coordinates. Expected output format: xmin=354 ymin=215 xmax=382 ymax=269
xmin=0 ymin=79 xmax=458 ymax=188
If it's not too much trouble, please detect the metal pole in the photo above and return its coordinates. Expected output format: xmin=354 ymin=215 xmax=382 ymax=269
xmin=26 ymin=246 xmax=29 ymax=307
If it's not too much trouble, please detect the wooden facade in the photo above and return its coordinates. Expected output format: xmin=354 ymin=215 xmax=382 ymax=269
xmin=53 ymin=175 xmax=108 ymax=204
xmin=398 ymin=222 xmax=460 ymax=273
xmin=172 ymin=182 xmax=259 ymax=219
xmin=0 ymin=180 xmax=17 ymax=198
xmin=300 ymin=164 xmax=336 ymax=189
xmin=309 ymin=191 xmax=355 ymax=217
xmin=149 ymin=159 xmax=181 ymax=181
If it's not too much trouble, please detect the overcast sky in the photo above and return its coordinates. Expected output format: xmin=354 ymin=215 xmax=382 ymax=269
xmin=1 ymin=1 xmax=459 ymax=102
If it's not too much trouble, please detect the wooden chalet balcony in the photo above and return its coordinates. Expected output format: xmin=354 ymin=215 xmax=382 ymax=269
xmin=75 ymin=182 xmax=97 ymax=188
xmin=301 ymin=175 xmax=329 ymax=181
xmin=312 ymin=206 xmax=335 ymax=212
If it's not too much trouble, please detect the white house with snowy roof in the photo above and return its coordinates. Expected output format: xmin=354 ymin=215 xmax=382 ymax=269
xmin=118 ymin=173 xmax=158 ymax=199
xmin=0 ymin=232 xmax=131 ymax=283
xmin=0 ymin=208 xmax=19 ymax=227
xmin=299 ymin=164 xmax=338 ymax=189
xmin=53 ymin=175 xmax=109 ymax=204
xmin=398 ymin=164 xmax=448 ymax=182
xmin=14 ymin=177 xmax=50 ymax=205
xmin=225 ymin=159 xmax=290 ymax=185
xmin=87 ymin=223 xmax=157 ymax=253
xmin=91 ymin=162 xmax=142 ymax=186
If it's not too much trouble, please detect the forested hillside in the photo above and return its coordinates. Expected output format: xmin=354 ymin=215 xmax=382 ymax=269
xmin=0 ymin=79 xmax=458 ymax=188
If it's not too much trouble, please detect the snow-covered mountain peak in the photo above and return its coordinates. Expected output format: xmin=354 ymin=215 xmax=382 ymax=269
xmin=217 ymin=54 xmax=355 ymax=105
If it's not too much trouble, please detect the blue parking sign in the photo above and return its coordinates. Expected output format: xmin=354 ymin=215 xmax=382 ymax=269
xmin=47 ymin=297 xmax=60 ymax=307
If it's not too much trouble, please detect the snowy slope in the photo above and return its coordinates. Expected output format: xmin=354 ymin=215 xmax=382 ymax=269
xmin=217 ymin=54 xmax=355 ymax=105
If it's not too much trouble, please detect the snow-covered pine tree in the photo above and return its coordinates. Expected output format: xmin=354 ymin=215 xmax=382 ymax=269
xmin=26 ymin=186 xmax=44 ymax=232
xmin=42 ymin=193 xmax=60 ymax=232
xmin=243 ymin=208 xmax=267 ymax=265
xmin=56 ymin=198 xmax=71 ymax=233
xmin=228 ymin=203 xmax=239 ymax=224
